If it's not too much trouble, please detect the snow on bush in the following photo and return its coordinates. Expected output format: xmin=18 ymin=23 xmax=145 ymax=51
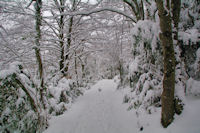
xmin=178 ymin=0 xmax=200 ymax=94
xmin=124 ymin=0 xmax=200 ymax=114
xmin=47 ymin=77 xmax=83 ymax=116
xmin=0 ymin=62 xmax=84 ymax=132
xmin=179 ymin=29 xmax=199 ymax=45
xmin=124 ymin=20 xmax=163 ymax=114
xmin=0 ymin=62 xmax=40 ymax=133
xmin=187 ymin=78 xmax=200 ymax=96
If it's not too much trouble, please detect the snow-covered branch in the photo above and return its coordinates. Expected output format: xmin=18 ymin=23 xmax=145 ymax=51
xmin=50 ymin=7 xmax=136 ymax=23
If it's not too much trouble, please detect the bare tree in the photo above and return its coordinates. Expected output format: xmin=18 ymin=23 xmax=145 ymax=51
xmin=34 ymin=0 xmax=46 ymax=108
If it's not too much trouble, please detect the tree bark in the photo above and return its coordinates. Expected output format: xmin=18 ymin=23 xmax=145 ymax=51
xmin=64 ymin=0 xmax=76 ymax=76
xmin=171 ymin=0 xmax=181 ymax=40
xmin=156 ymin=0 xmax=175 ymax=128
xmin=58 ymin=0 xmax=65 ymax=74
xmin=171 ymin=0 xmax=185 ymax=114
xmin=34 ymin=0 xmax=45 ymax=109
xmin=74 ymin=51 xmax=79 ymax=85
xmin=64 ymin=16 xmax=73 ymax=76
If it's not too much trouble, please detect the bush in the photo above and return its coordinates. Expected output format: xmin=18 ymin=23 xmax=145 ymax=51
xmin=0 ymin=62 xmax=42 ymax=133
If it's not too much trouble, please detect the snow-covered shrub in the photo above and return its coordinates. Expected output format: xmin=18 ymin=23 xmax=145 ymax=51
xmin=186 ymin=78 xmax=200 ymax=96
xmin=124 ymin=0 xmax=200 ymax=114
xmin=177 ymin=0 xmax=200 ymax=99
xmin=124 ymin=20 xmax=163 ymax=113
xmin=0 ymin=61 xmax=84 ymax=132
xmin=47 ymin=77 xmax=83 ymax=116
xmin=179 ymin=0 xmax=200 ymax=80
xmin=0 ymin=62 xmax=43 ymax=133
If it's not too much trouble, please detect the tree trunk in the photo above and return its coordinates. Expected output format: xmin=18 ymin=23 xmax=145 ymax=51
xmin=64 ymin=0 xmax=76 ymax=76
xmin=171 ymin=0 xmax=181 ymax=41
xmin=171 ymin=0 xmax=185 ymax=114
xmin=156 ymin=0 xmax=175 ymax=128
xmin=119 ymin=60 xmax=124 ymax=84
xmin=64 ymin=16 xmax=73 ymax=76
xmin=75 ymin=51 xmax=79 ymax=85
xmin=58 ymin=0 xmax=65 ymax=74
xmin=34 ymin=0 xmax=45 ymax=109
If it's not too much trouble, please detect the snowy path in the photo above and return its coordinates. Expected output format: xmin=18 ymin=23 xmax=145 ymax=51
xmin=44 ymin=79 xmax=200 ymax=133
xmin=44 ymin=79 xmax=138 ymax=133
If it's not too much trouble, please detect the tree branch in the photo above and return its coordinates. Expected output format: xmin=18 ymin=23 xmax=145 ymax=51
xmin=58 ymin=7 xmax=136 ymax=23
xmin=26 ymin=0 xmax=33 ymax=9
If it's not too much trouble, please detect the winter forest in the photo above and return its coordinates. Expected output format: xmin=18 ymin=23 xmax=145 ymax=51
xmin=0 ymin=0 xmax=200 ymax=132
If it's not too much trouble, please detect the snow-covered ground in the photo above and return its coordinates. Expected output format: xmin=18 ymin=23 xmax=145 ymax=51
xmin=44 ymin=79 xmax=200 ymax=133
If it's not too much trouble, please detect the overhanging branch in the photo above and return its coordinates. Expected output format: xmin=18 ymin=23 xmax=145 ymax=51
xmin=60 ymin=7 xmax=136 ymax=23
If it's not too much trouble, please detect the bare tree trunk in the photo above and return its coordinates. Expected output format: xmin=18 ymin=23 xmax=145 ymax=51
xmin=82 ymin=63 xmax=85 ymax=79
xmin=64 ymin=0 xmax=76 ymax=76
xmin=74 ymin=51 xmax=79 ymax=85
xmin=58 ymin=0 xmax=65 ymax=74
xmin=171 ymin=0 xmax=185 ymax=114
xmin=171 ymin=0 xmax=181 ymax=40
xmin=64 ymin=16 xmax=73 ymax=76
xmin=156 ymin=0 xmax=175 ymax=128
xmin=81 ymin=57 xmax=86 ymax=81
xmin=34 ymin=0 xmax=45 ymax=109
